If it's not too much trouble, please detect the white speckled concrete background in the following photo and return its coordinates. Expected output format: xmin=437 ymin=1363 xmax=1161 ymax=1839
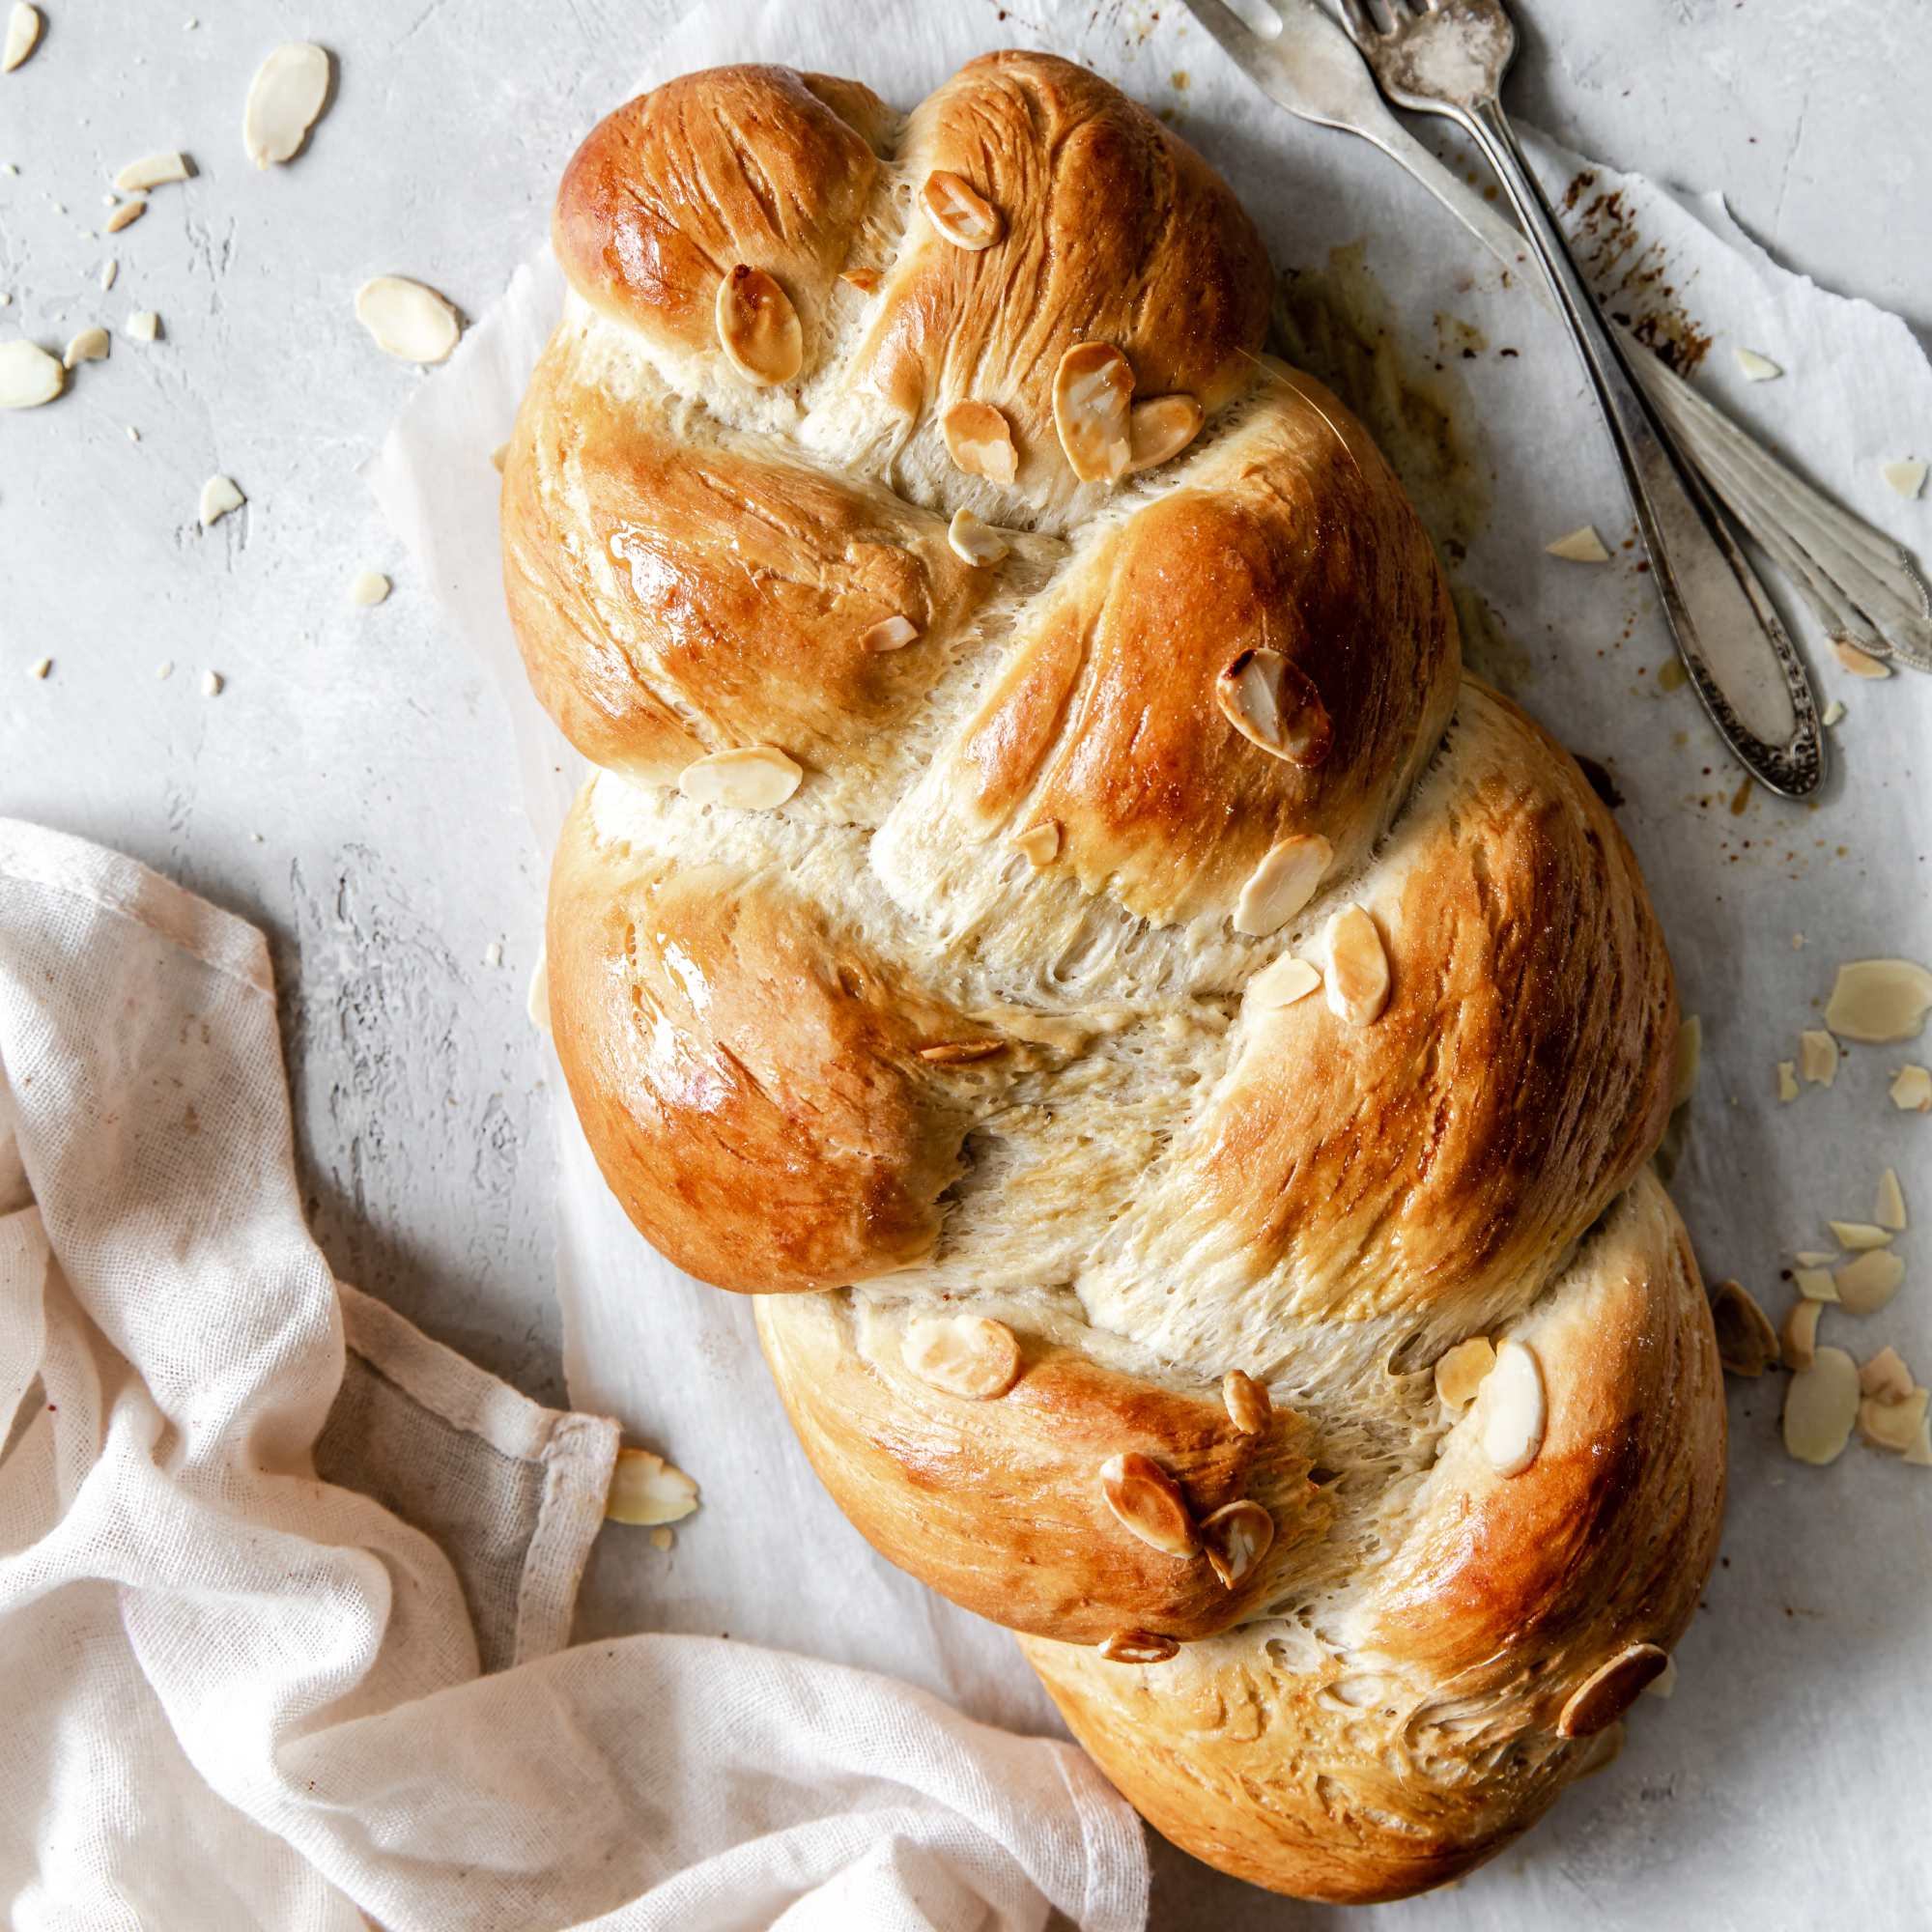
xmin=2 ymin=1 xmax=1929 ymax=1922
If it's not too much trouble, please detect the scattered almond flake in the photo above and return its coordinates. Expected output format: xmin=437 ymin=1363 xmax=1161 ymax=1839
xmin=1673 ymin=1014 xmax=1701 ymax=1108
xmin=1776 ymin=1061 xmax=1798 ymax=1103
xmin=127 ymin=310 xmax=158 ymax=342
xmin=101 ymin=194 xmax=118 ymax=209
xmin=1099 ymin=1630 xmax=1178 ymax=1664
xmin=99 ymin=259 xmax=118 ymax=291
xmin=1793 ymin=1251 xmax=1839 ymax=1268
xmin=713 ymin=263 xmax=801 ymax=385
xmin=105 ymin=199 xmax=146 ymax=233
xmin=0 ymin=292 xmax=9 ymax=304
xmin=526 ymin=952 xmax=551 ymax=1033
xmin=839 ymin=269 xmax=878 ymax=294
xmin=649 ymin=1525 xmax=673 ymax=1552
xmin=918 ymin=170 xmax=1002 ymax=249
xmin=63 ymin=326 xmax=108 ymax=368
xmin=1781 ymin=1296 xmax=1822 ymax=1371
xmin=1234 ymin=833 xmax=1331 ymax=937
xmin=1126 ymin=393 xmax=1203 ymax=472
xmin=1831 ymin=638 xmax=1890 ymax=678
xmin=1546 ymin=525 xmax=1610 ymax=562
xmin=1729 ymin=774 xmax=1751 ymax=815
xmin=1800 ymin=1030 xmax=1837 ymax=1086
xmin=1215 ymin=648 xmax=1332 ymax=766
xmin=916 ymin=1040 xmax=1003 ymax=1065
xmin=1733 ymin=348 xmax=1781 ymax=381
xmin=483 ymin=942 xmax=502 ymax=968
xmin=860 ymin=614 xmax=919 ymax=653
xmin=1859 ymin=1386 xmax=1930 ymax=1456
xmin=0 ymin=338 xmax=64 ymax=409
xmin=156 ymin=660 xmax=173 ymax=679
xmin=1877 ymin=1168 xmax=1907 ymax=1232
xmin=1908 ymin=1425 xmax=1932 ymax=1467
xmin=1880 ymin=458 xmax=1927 ymax=499
xmin=940 ymin=400 xmax=1017 ymax=483
xmin=1558 ymin=1645 xmax=1668 ymax=1739
xmin=1783 ymin=1346 xmax=1860 ymax=1463
xmin=1053 ymin=341 xmax=1133 ymax=483
xmin=27 ymin=656 xmax=49 ymax=679
xmin=198 ymin=473 xmax=243 ymax=526
xmin=1221 ymin=1370 xmax=1272 ymax=1435
xmin=605 ymin=1445 xmax=697 ymax=1525
xmin=1011 ymin=820 xmax=1060 ymax=869
xmin=489 ymin=440 xmax=509 ymax=472
xmin=1248 ymin=954 xmax=1321 ymax=1011
xmin=349 ymin=570 xmax=389 ymax=606
xmin=113 ymin=153 xmax=190 ymax=192
xmin=1324 ymin=904 xmax=1390 ymax=1026
xmin=243 ymin=43 xmax=330 ymax=169
xmin=1099 ymin=1452 xmax=1200 ymax=1558
xmin=1478 ymin=1339 xmax=1546 ymax=1478
xmin=1573 ymin=1719 xmax=1626 ymax=1779
xmin=1199 ymin=1499 xmax=1274 ymax=1589
xmin=1836 ymin=1248 xmax=1906 ymax=1316
xmin=676 ymin=745 xmax=802 ymax=812
xmin=1793 ymin=1266 xmax=1839 ymax=1303
xmin=901 ymin=1314 xmax=1022 ymax=1399
xmin=202 ymin=670 xmax=223 ymax=696
xmin=249 ymin=832 xmax=262 ymax=843
xmin=1822 ymin=698 xmax=1846 ymax=726
xmin=1434 ymin=1335 xmax=1496 ymax=1410
xmin=948 ymin=507 xmax=1008 ymax=567
xmin=1824 ymin=958 xmax=1932 ymax=1042
xmin=1658 ymin=657 xmax=1689 ymax=693
xmin=1711 ymin=1280 xmax=1778 ymax=1377
xmin=0 ymin=163 xmax=14 ymax=175
xmin=1889 ymin=1065 xmax=1932 ymax=1112
xmin=1829 ymin=1221 xmax=1892 ymax=1251
xmin=355 ymin=275 xmax=462 ymax=365
xmin=3 ymin=3 xmax=41 ymax=72
xmin=1858 ymin=1347 xmax=1914 ymax=1404
xmin=1643 ymin=1653 xmax=1678 ymax=1700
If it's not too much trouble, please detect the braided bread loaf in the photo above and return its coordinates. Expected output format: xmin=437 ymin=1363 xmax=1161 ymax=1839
xmin=503 ymin=52 xmax=1726 ymax=1903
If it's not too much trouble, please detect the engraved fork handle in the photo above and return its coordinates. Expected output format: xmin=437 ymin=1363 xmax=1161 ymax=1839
xmin=1458 ymin=98 xmax=1823 ymax=798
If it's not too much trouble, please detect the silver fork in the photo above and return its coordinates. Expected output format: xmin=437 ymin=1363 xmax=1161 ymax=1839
xmin=1332 ymin=0 xmax=1822 ymax=797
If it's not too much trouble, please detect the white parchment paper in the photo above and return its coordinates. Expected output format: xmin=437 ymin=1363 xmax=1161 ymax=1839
xmin=366 ymin=2 xmax=1932 ymax=1923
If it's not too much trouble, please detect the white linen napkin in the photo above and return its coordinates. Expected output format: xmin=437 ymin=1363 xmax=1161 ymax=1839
xmin=0 ymin=817 xmax=1148 ymax=1932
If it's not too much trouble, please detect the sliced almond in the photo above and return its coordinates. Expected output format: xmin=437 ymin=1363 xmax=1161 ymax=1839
xmin=1794 ymin=1251 xmax=1839 ymax=1268
xmin=1832 ymin=638 xmax=1891 ymax=678
xmin=902 ymin=1314 xmax=1022 ymax=1400
xmin=114 ymin=153 xmax=190 ymax=192
xmin=3 ymin=3 xmax=41 ymax=71
xmin=1792 ymin=1267 xmax=1838 ymax=1303
xmin=919 ymin=170 xmax=1002 ymax=250
xmin=349 ymin=571 xmax=390 ymax=607
xmin=1573 ymin=1719 xmax=1627 ymax=1779
xmin=202 ymin=670 xmax=223 ymax=697
xmin=198 ymin=473 xmax=244 ymax=526
xmin=650 ymin=1526 xmax=674 ymax=1552
xmin=0 ymin=338 xmax=63 ymax=408
xmin=948 ymin=508 xmax=1008 ymax=567
xmin=1908 ymin=1424 xmax=1932 ymax=1467
xmin=1222 ymin=1370 xmax=1272 ymax=1436
xmin=605 ymin=1445 xmax=698 ymax=1525
xmin=860 ymin=614 xmax=920 ymax=654
xmin=127 ymin=310 xmax=159 ymax=343
xmin=1823 ymin=699 xmax=1847 ymax=726
xmin=1099 ymin=1629 xmax=1178 ymax=1664
xmin=1836 ymin=1248 xmax=1905 ymax=1316
xmin=1783 ymin=1347 xmax=1860 ymax=1463
xmin=106 ymin=198 xmax=147 ymax=232
xmin=1734 ymin=348 xmax=1782 ymax=382
xmin=355 ymin=275 xmax=461 ymax=364
xmin=1199 ymin=1499 xmax=1274 ymax=1589
xmin=1546 ymin=525 xmax=1610 ymax=563
xmin=940 ymin=401 xmax=1017 ymax=484
xmin=1800 ymin=1030 xmax=1837 ymax=1085
xmin=1126 ymin=393 xmax=1203 ymax=472
xmin=490 ymin=440 xmax=510 ymax=473
xmin=1829 ymin=1221 xmax=1891 ymax=1251
xmin=1558 ymin=1644 xmax=1668 ymax=1738
xmin=1859 ymin=1386 xmax=1930 ymax=1455
xmin=1100 ymin=1452 xmax=1200 ymax=1559
xmin=1644 ymin=1653 xmax=1678 ymax=1700
xmin=917 ymin=1039 xmax=1003 ymax=1065
xmin=714 ymin=264 xmax=801 ymax=385
xmin=1776 ymin=1061 xmax=1799 ymax=1103
xmin=1435 ymin=1335 xmax=1496 ymax=1410
xmin=99 ymin=259 xmax=118 ymax=291
xmin=1324 ymin=904 xmax=1390 ymax=1026
xmin=1247 ymin=954 xmax=1321 ymax=1011
xmin=63 ymin=327 xmax=108 ymax=368
xmin=1876 ymin=1167 xmax=1907 ymax=1232
xmin=1052 ymin=342 xmax=1133 ymax=484
xmin=1478 ymin=1338 xmax=1545 ymax=1478
xmin=839 ymin=269 xmax=879 ymax=295
xmin=1890 ymin=1065 xmax=1932 ymax=1112
xmin=1670 ymin=1013 xmax=1701 ymax=1110
xmin=1824 ymin=959 xmax=1932 ymax=1041
xmin=243 ymin=43 xmax=330 ymax=169
xmin=1234 ymin=833 xmax=1331 ymax=938
xmin=1011 ymin=820 xmax=1060 ymax=868
xmin=1780 ymin=1295 xmax=1822 ymax=1371
xmin=1858 ymin=1346 xmax=1914 ymax=1403
xmin=677 ymin=746 xmax=803 ymax=811
xmin=1711 ymin=1279 xmax=1778 ymax=1377
xmin=1215 ymin=648 xmax=1333 ymax=766
xmin=1881 ymin=459 xmax=1927 ymax=499
xmin=526 ymin=951 xmax=551 ymax=1035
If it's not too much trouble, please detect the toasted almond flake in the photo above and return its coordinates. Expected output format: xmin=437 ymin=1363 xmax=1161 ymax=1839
xmin=1881 ymin=458 xmax=1927 ymax=499
xmin=1325 ymin=904 xmax=1390 ymax=1026
xmin=1800 ymin=1030 xmax=1837 ymax=1085
xmin=202 ymin=669 xmax=223 ymax=696
xmin=948 ymin=507 xmax=1008 ymax=567
xmin=1793 ymin=1266 xmax=1839 ymax=1303
xmin=919 ymin=170 xmax=1002 ymax=249
xmin=1877 ymin=1167 xmax=1907 ymax=1231
xmin=349 ymin=570 xmax=389 ymax=606
xmin=1781 ymin=1297 xmax=1822 ymax=1371
xmin=1734 ymin=349 xmax=1781 ymax=381
xmin=1859 ymin=1347 xmax=1914 ymax=1403
xmin=105 ymin=198 xmax=147 ymax=233
xmin=1199 ymin=1499 xmax=1274 ymax=1589
xmin=1776 ymin=1061 xmax=1798 ymax=1102
xmin=1100 ymin=1452 xmax=1200 ymax=1559
xmin=1435 ymin=1335 xmax=1496 ymax=1410
xmin=714 ymin=264 xmax=801 ymax=385
xmin=127 ymin=309 xmax=158 ymax=342
xmin=1546 ymin=525 xmax=1610 ymax=562
xmin=1126 ymin=393 xmax=1203 ymax=472
xmin=649 ymin=1525 xmax=674 ymax=1551
xmin=1829 ymin=1221 xmax=1891 ymax=1251
xmin=1053 ymin=342 xmax=1133 ymax=483
xmin=114 ymin=153 xmax=190 ymax=192
xmin=1479 ymin=1339 xmax=1546 ymax=1478
xmin=1836 ymin=1248 xmax=1906 ymax=1316
xmin=526 ymin=951 xmax=551 ymax=1034
xmin=1712 ymin=1280 xmax=1778 ymax=1377
xmin=243 ymin=43 xmax=330 ymax=169
xmin=99 ymin=258 xmax=118 ymax=291
xmin=1784 ymin=1346 xmax=1860 ymax=1463
xmin=1234 ymin=833 xmax=1331 ymax=938
xmin=940 ymin=401 xmax=1017 ymax=483
xmin=27 ymin=656 xmax=49 ymax=679
xmin=3 ymin=3 xmax=41 ymax=71
xmin=1890 ymin=1065 xmax=1932 ymax=1112
xmin=1859 ymin=1386 xmax=1930 ymax=1455
xmin=605 ymin=1445 xmax=698 ymax=1525
xmin=1823 ymin=698 xmax=1846 ymax=726
xmin=1832 ymin=638 xmax=1890 ymax=678
xmin=198 ymin=473 xmax=243 ymax=526
xmin=1559 ymin=1644 xmax=1668 ymax=1738
xmin=1011 ymin=820 xmax=1060 ymax=868
xmin=355 ymin=274 xmax=461 ymax=364
xmin=1216 ymin=648 xmax=1333 ymax=766
xmin=677 ymin=745 xmax=802 ymax=811
xmin=1673 ymin=1013 xmax=1701 ymax=1108
xmin=1824 ymin=959 xmax=1932 ymax=1042
xmin=63 ymin=326 xmax=108 ymax=367
xmin=861 ymin=614 xmax=919 ymax=653
xmin=0 ymin=338 xmax=63 ymax=408
xmin=839 ymin=269 xmax=878 ymax=294
xmin=1644 ymin=1653 xmax=1678 ymax=1699
xmin=1099 ymin=1629 xmax=1178 ymax=1664
xmin=916 ymin=1039 xmax=1003 ymax=1065
xmin=902 ymin=1314 xmax=1022 ymax=1400
xmin=1248 ymin=954 xmax=1321 ymax=1010
xmin=1221 ymin=1370 xmax=1272 ymax=1435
